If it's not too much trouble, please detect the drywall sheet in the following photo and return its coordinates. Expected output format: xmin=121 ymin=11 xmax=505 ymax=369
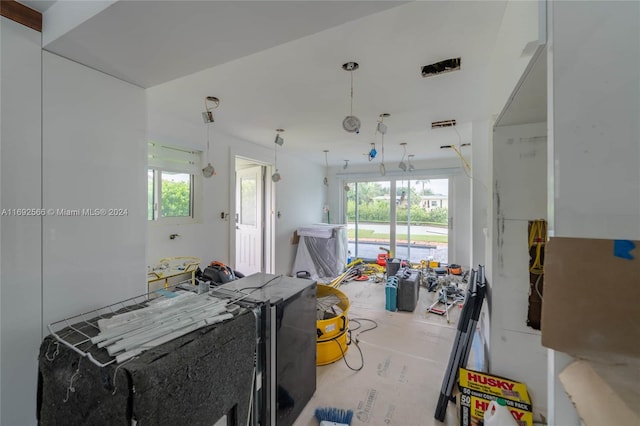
xmin=541 ymin=237 xmax=640 ymax=359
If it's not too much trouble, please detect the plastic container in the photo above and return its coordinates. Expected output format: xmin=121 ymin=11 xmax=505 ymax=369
xmin=385 ymin=277 xmax=398 ymax=311
xmin=316 ymin=285 xmax=350 ymax=365
xmin=483 ymin=399 xmax=517 ymax=426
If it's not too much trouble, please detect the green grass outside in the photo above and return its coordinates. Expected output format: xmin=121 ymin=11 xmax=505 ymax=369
xmin=348 ymin=229 xmax=448 ymax=244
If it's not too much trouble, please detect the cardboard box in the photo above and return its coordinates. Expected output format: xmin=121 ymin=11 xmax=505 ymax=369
xmin=458 ymin=368 xmax=533 ymax=426
xmin=541 ymin=237 xmax=640 ymax=359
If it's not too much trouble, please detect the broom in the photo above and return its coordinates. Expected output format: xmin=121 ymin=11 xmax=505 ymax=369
xmin=314 ymin=407 xmax=354 ymax=426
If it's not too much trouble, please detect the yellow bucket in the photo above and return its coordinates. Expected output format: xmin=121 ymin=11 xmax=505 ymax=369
xmin=317 ymin=329 xmax=349 ymax=365
xmin=316 ymin=284 xmax=350 ymax=365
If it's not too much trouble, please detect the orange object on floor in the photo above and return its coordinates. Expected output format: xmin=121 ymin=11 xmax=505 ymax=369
xmin=448 ymin=264 xmax=462 ymax=275
xmin=377 ymin=253 xmax=389 ymax=266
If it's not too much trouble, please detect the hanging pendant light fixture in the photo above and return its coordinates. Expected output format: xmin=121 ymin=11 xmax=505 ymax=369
xmin=341 ymin=62 xmax=361 ymax=134
xmin=408 ymin=154 xmax=415 ymax=171
xmin=368 ymin=143 xmax=377 ymax=162
xmin=343 ymin=160 xmax=349 ymax=170
xmin=202 ymin=96 xmax=220 ymax=178
xmin=272 ymin=129 xmax=284 ymax=182
xmin=323 ymin=150 xmax=329 ymax=186
xmin=398 ymin=142 xmax=408 ymax=171
xmin=377 ymin=113 xmax=390 ymax=176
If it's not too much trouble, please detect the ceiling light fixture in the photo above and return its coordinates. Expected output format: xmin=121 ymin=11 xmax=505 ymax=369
xmin=343 ymin=160 xmax=349 ymax=170
xmin=368 ymin=143 xmax=377 ymax=162
xmin=377 ymin=113 xmax=390 ymax=176
xmin=272 ymin=129 xmax=284 ymax=182
xmin=408 ymin=154 xmax=415 ymax=171
xmin=202 ymin=96 xmax=219 ymax=124
xmin=342 ymin=62 xmax=361 ymax=134
xmin=398 ymin=142 xmax=408 ymax=171
xmin=202 ymin=96 xmax=220 ymax=178
xmin=323 ymin=150 xmax=329 ymax=186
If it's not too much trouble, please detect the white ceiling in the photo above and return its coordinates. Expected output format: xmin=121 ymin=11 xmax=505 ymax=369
xmin=35 ymin=1 xmax=521 ymax=167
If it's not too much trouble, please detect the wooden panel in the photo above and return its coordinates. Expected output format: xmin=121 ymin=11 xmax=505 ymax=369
xmin=1 ymin=0 xmax=42 ymax=32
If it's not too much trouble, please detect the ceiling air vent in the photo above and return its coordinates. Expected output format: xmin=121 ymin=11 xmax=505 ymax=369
xmin=421 ymin=57 xmax=461 ymax=78
xmin=431 ymin=119 xmax=456 ymax=129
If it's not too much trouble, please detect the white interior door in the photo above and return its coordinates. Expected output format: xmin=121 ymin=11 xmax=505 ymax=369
xmin=235 ymin=165 xmax=263 ymax=275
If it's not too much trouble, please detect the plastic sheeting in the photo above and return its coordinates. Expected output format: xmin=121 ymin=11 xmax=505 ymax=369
xmin=292 ymin=224 xmax=347 ymax=282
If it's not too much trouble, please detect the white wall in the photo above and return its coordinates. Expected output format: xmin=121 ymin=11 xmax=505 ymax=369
xmin=551 ymin=1 xmax=640 ymax=239
xmin=489 ymin=0 xmax=542 ymax=117
xmin=547 ymin=1 xmax=640 ymax=424
xmin=471 ymin=120 xmax=491 ymax=269
xmin=471 ymin=0 xmax=541 ymax=384
xmin=450 ymin=173 xmax=471 ymax=268
xmin=491 ymin=122 xmax=547 ymax=420
xmin=42 ymin=52 xmax=147 ymax=325
xmin=145 ymin=112 xmax=325 ymax=276
xmin=0 ymin=17 xmax=43 ymax=426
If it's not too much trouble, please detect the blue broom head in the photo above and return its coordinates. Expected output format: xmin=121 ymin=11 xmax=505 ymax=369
xmin=314 ymin=407 xmax=354 ymax=425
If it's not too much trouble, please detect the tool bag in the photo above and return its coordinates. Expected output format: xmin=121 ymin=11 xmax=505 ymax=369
xmin=202 ymin=261 xmax=237 ymax=286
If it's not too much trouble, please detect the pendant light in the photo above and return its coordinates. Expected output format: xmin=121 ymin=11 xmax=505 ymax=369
xmin=408 ymin=154 xmax=415 ymax=171
xmin=323 ymin=150 xmax=329 ymax=186
xmin=272 ymin=129 xmax=284 ymax=182
xmin=342 ymin=160 xmax=351 ymax=192
xmin=398 ymin=142 xmax=408 ymax=171
xmin=202 ymin=96 xmax=219 ymax=178
xmin=368 ymin=143 xmax=377 ymax=162
xmin=342 ymin=62 xmax=361 ymax=134
xmin=377 ymin=113 xmax=390 ymax=176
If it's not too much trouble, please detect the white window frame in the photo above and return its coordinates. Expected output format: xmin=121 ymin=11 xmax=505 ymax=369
xmin=148 ymin=142 xmax=202 ymax=225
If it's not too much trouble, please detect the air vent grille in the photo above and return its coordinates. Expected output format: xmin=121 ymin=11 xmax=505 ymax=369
xmin=431 ymin=119 xmax=456 ymax=129
xmin=421 ymin=58 xmax=461 ymax=77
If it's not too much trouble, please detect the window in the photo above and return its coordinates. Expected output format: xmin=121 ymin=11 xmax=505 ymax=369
xmin=148 ymin=142 xmax=200 ymax=223
xmin=346 ymin=178 xmax=449 ymax=264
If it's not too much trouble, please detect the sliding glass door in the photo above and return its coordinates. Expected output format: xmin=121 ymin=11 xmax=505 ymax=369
xmin=345 ymin=181 xmax=391 ymax=260
xmin=346 ymin=177 xmax=449 ymax=264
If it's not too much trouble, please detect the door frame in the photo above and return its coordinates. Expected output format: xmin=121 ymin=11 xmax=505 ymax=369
xmin=230 ymin=155 xmax=275 ymax=274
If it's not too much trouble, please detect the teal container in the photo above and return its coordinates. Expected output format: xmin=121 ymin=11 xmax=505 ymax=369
xmin=385 ymin=277 xmax=398 ymax=311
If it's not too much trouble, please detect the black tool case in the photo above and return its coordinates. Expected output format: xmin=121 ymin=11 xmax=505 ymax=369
xmin=396 ymin=268 xmax=421 ymax=312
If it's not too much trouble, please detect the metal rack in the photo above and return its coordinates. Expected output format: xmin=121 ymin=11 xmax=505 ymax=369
xmin=46 ymin=280 xmax=246 ymax=368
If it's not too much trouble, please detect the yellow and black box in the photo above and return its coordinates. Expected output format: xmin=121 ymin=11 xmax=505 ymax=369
xmin=458 ymin=368 xmax=533 ymax=426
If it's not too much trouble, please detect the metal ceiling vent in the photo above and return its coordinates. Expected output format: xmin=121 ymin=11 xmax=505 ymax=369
xmin=421 ymin=57 xmax=461 ymax=78
xmin=431 ymin=119 xmax=457 ymax=129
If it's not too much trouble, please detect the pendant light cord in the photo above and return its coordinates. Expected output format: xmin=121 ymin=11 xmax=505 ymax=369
xmin=350 ymin=71 xmax=354 ymax=116
xmin=206 ymin=124 xmax=211 ymax=163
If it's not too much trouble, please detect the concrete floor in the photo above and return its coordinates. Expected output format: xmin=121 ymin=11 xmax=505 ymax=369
xmin=293 ymin=278 xmax=466 ymax=426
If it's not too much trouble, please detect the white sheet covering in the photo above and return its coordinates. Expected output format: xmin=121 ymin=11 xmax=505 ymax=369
xmin=292 ymin=224 xmax=348 ymax=282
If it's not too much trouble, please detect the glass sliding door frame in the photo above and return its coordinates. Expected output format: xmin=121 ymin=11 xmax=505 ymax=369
xmin=344 ymin=175 xmax=450 ymax=264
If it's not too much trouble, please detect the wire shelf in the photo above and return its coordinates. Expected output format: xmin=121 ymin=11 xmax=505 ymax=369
xmin=46 ymin=276 xmax=282 ymax=368
xmin=46 ymin=280 xmax=205 ymax=368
